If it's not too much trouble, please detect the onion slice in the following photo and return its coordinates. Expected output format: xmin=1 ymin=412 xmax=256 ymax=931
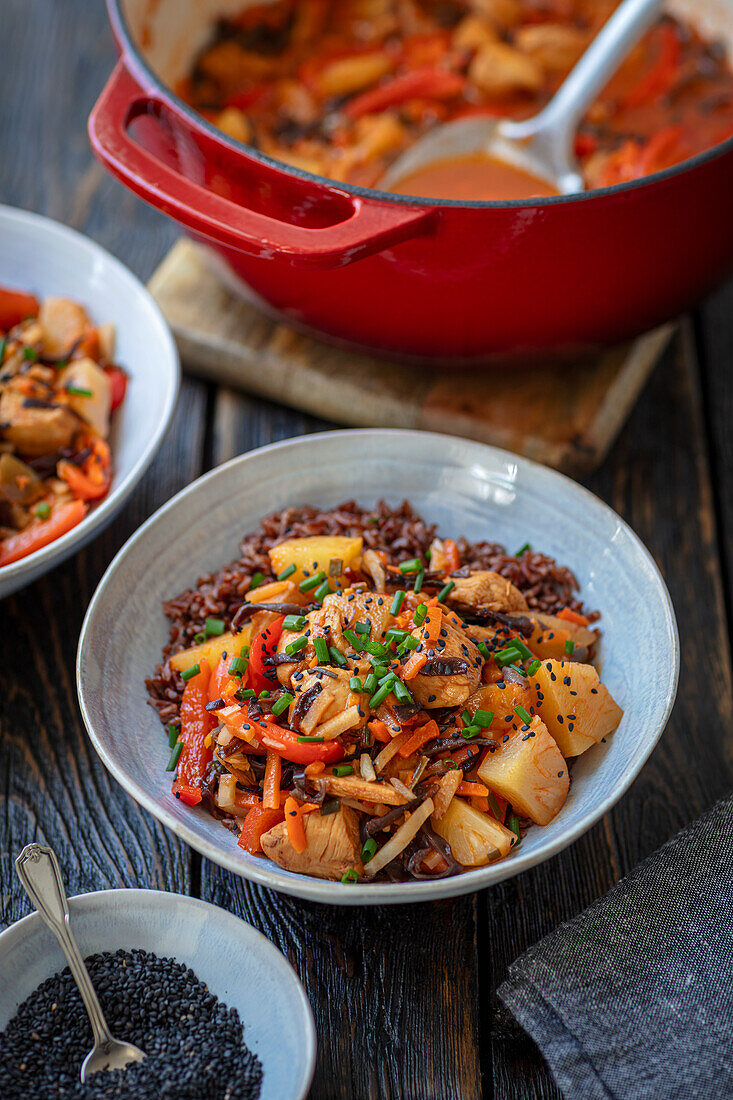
xmin=363 ymin=798 xmax=435 ymax=878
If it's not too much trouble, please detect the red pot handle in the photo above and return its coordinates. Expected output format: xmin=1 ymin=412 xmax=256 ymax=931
xmin=89 ymin=61 xmax=434 ymax=269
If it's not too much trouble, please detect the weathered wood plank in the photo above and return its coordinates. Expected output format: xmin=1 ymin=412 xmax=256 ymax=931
xmin=485 ymin=323 xmax=733 ymax=1098
xmin=199 ymin=388 xmax=484 ymax=1100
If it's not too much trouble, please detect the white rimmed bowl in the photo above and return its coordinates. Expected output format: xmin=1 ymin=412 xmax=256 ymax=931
xmin=0 ymin=205 xmax=179 ymax=598
xmin=0 ymin=889 xmax=315 ymax=1100
xmin=77 ymin=429 xmax=679 ymax=905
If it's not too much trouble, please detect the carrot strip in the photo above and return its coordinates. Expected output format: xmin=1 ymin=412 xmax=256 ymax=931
xmin=398 ymin=718 xmax=439 ymax=758
xmin=284 ymin=796 xmax=308 ymax=853
xmin=423 ymin=606 xmax=443 ymax=642
xmin=262 ymin=749 xmax=281 ymax=810
xmin=369 ymin=718 xmax=393 ymax=744
xmin=457 ymin=780 xmax=490 ymax=798
xmin=557 ymin=607 xmax=590 ymax=627
xmin=402 ymin=652 xmax=427 ymax=681
xmin=305 ymin=761 xmax=326 ymax=778
xmin=443 ymin=538 xmax=460 ymax=573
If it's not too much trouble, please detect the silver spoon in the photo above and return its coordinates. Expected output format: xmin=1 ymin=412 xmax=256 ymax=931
xmin=15 ymin=843 xmax=146 ymax=1082
xmin=381 ymin=0 xmax=663 ymax=195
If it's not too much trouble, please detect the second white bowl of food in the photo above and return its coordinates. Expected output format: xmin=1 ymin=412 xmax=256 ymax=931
xmin=77 ymin=430 xmax=678 ymax=904
xmin=0 ymin=205 xmax=179 ymax=598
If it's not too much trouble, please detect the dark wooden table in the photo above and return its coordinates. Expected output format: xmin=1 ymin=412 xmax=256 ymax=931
xmin=2 ymin=4 xmax=732 ymax=1097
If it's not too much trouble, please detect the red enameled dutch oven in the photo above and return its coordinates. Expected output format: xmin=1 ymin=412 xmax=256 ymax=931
xmin=90 ymin=0 xmax=733 ymax=364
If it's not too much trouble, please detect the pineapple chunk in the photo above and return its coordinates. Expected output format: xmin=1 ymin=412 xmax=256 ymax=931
xmin=478 ymin=716 xmax=569 ymax=825
xmin=169 ymin=625 xmax=252 ymax=674
xmin=432 ymin=797 xmax=516 ymax=865
xmin=268 ymin=536 xmax=362 ymax=587
xmin=522 ymin=612 xmax=597 ymax=661
xmin=532 ymin=659 xmax=623 ymax=756
xmin=58 ymin=358 xmax=112 ymax=438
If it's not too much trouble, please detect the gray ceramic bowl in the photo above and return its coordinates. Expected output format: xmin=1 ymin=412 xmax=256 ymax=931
xmin=77 ymin=430 xmax=679 ymax=905
xmin=0 ymin=205 xmax=179 ymax=598
xmin=0 ymin=889 xmax=315 ymax=1099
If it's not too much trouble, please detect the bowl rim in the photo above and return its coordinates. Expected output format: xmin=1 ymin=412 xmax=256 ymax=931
xmin=106 ymin=0 xmax=733 ymax=213
xmin=0 ymin=887 xmax=316 ymax=1100
xmin=0 ymin=203 xmax=180 ymax=589
xmin=77 ymin=428 xmax=680 ymax=905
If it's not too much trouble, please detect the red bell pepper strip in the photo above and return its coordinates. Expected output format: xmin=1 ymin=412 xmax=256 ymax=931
xmin=346 ymin=66 xmax=466 ymax=119
xmin=172 ymin=660 xmax=216 ymax=806
xmin=0 ymin=285 xmax=39 ymax=330
xmin=238 ymin=804 xmax=286 ymax=853
xmin=623 ymin=23 xmax=680 ymax=109
xmin=249 ymin=615 xmax=285 ymax=693
xmin=105 ymin=366 xmax=128 ymax=411
xmin=259 ymin=718 xmax=345 ymax=765
xmin=0 ymin=499 xmax=87 ymax=567
xmin=209 ymin=651 xmax=239 ymax=704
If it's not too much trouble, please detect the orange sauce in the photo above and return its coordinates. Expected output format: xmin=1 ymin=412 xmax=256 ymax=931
xmin=391 ymin=154 xmax=559 ymax=201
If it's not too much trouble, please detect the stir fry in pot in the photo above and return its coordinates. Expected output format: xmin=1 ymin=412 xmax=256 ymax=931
xmin=178 ymin=0 xmax=733 ymax=195
xmin=0 ymin=286 xmax=126 ymax=567
xmin=149 ymin=502 xmax=622 ymax=883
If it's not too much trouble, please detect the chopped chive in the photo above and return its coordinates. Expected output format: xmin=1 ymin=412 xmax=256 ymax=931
xmin=180 ymin=663 xmax=200 ymax=682
xmin=343 ymin=628 xmax=364 ymax=651
xmin=506 ymin=664 xmax=526 ymax=678
xmin=35 ymin=502 xmax=50 ymax=520
xmin=487 ymin=792 xmax=503 ymax=820
xmin=527 ymin=659 xmax=542 ymax=677
xmin=23 ymin=346 xmax=38 ymax=361
xmin=413 ymin=569 xmax=425 ymax=594
xmin=236 ymin=687 xmax=256 ymax=701
xmin=363 ymin=639 xmax=388 ymax=658
xmin=204 ymin=617 xmax=226 ymax=637
xmin=297 ymin=735 xmax=325 ymax=743
xmin=271 ymin=691 xmax=294 ymax=716
xmin=363 ymin=672 xmax=377 ymax=694
xmin=413 ymin=603 xmax=427 ymax=626
xmin=385 ymin=628 xmax=407 ymax=644
xmin=390 ymin=590 xmax=406 ymax=615
xmin=166 ymin=741 xmax=183 ymax=771
xmin=369 ymin=661 xmax=390 ymax=679
xmin=437 ymin=580 xmax=455 ymax=602
xmin=320 ymin=797 xmax=340 ymax=815
xmin=332 ymin=764 xmax=353 ymax=777
xmin=369 ymin=681 xmax=394 ymax=708
xmin=0 ymin=337 xmax=6 ymax=361
xmin=443 ymin=758 xmax=458 ymax=769
xmin=282 ymin=614 xmax=306 ymax=632
xmin=329 ymin=646 xmax=348 ymax=668
xmin=240 ymin=644 xmax=250 ymax=658
xmin=477 ymin=641 xmax=492 ymax=661
xmin=192 ymin=632 xmax=205 ymax=645
xmin=277 ymin=563 xmax=297 ymax=581
xmin=473 ymin=708 xmax=494 ymax=728
xmin=354 ymin=620 xmax=371 ymax=635
xmin=400 ymin=635 xmax=420 ymax=652
xmin=398 ymin=558 xmax=422 ymax=574
xmin=494 ymin=645 xmax=523 ymax=668
xmin=313 ymin=636 xmax=330 ymax=664
xmin=361 ymin=838 xmax=378 ymax=862
xmin=167 ymin=723 xmax=179 ymax=749
xmin=508 ymin=813 xmax=521 ymax=842
xmin=509 ymin=637 xmax=533 ymax=660
xmin=377 ymin=671 xmax=396 ymax=686
xmin=249 ymin=571 xmax=266 ymax=590
xmin=299 ymin=570 xmax=327 ymax=592
xmin=515 ymin=543 xmax=531 ymax=556
xmin=515 ymin=705 xmax=532 ymax=726
xmin=66 ymin=384 xmax=93 ymax=396
xmin=565 ymin=639 xmax=575 ymax=655
xmin=461 ymin=708 xmax=473 ymax=726
xmin=392 ymin=679 xmax=412 ymax=703
xmin=228 ymin=655 xmax=246 ymax=676
xmin=259 ymin=690 xmax=271 ymax=699
xmin=349 ymin=676 xmax=363 ymax=693
xmin=314 ymin=579 xmax=331 ymax=602
xmin=341 ymin=869 xmax=358 ymax=884
xmin=462 ymin=725 xmax=481 ymax=739
xmin=285 ymin=634 xmax=309 ymax=656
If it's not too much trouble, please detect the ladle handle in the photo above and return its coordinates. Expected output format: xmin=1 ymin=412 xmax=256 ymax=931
xmin=502 ymin=0 xmax=663 ymax=171
xmin=15 ymin=843 xmax=115 ymax=1049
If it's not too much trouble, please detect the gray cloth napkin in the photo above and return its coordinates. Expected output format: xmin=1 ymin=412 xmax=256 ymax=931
xmin=499 ymin=794 xmax=733 ymax=1100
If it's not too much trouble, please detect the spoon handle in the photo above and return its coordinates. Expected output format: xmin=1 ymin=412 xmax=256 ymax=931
xmin=15 ymin=844 xmax=115 ymax=1049
xmin=502 ymin=0 xmax=662 ymax=178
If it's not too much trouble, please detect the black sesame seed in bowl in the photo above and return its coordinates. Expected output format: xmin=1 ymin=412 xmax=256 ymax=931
xmin=0 ymin=890 xmax=316 ymax=1100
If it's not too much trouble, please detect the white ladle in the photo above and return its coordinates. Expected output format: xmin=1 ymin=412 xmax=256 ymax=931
xmin=381 ymin=0 xmax=663 ymax=195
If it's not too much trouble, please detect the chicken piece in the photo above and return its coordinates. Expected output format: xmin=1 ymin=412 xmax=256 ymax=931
xmin=0 ymin=385 xmax=78 ymax=456
xmin=409 ymin=616 xmax=483 ymax=709
xmin=449 ymin=570 xmax=528 ymax=613
xmin=57 ymin=358 xmax=112 ymax=438
xmin=514 ymin=24 xmax=588 ymax=75
xmin=261 ymin=805 xmax=363 ymax=880
xmin=38 ymin=296 xmax=90 ymax=357
xmin=469 ymin=0 xmax=521 ymax=30
xmin=469 ymin=40 xmax=544 ymax=98
xmin=290 ymin=666 xmax=362 ymax=732
xmin=453 ymin=15 xmax=498 ymax=52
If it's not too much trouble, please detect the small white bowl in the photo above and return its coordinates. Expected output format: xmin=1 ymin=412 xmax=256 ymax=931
xmin=77 ymin=429 xmax=679 ymax=905
xmin=0 ymin=205 xmax=179 ymax=599
xmin=0 ymin=889 xmax=315 ymax=1100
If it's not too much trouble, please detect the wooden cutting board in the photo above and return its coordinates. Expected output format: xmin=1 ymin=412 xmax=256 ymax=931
xmin=148 ymin=239 xmax=674 ymax=473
